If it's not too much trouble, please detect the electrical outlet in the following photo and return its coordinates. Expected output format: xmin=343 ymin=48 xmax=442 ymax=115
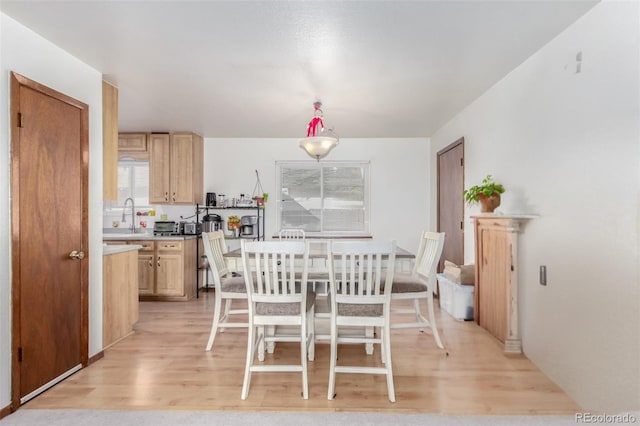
xmin=539 ymin=265 xmax=547 ymax=286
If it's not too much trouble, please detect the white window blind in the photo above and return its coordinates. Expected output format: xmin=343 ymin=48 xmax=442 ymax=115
xmin=277 ymin=161 xmax=370 ymax=235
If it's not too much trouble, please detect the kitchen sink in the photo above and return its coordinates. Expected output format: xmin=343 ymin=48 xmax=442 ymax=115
xmin=103 ymin=229 xmax=150 ymax=238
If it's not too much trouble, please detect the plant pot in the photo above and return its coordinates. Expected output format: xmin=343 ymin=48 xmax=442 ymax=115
xmin=478 ymin=192 xmax=501 ymax=213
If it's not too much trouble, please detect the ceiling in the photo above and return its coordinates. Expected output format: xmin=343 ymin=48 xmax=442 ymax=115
xmin=0 ymin=1 xmax=598 ymax=138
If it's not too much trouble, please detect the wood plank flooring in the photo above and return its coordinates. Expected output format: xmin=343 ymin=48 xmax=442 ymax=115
xmin=24 ymin=292 xmax=580 ymax=414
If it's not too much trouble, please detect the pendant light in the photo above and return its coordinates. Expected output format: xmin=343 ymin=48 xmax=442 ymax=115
xmin=298 ymin=101 xmax=339 ymax=161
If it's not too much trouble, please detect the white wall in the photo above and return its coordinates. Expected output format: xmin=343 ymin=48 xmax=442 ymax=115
xmin=429 ymin=1 xmax=639 ymax=412
xmin=0 ymin=14 xmax=104 ymax=408
xmin=203 ymin=137 xmax=430 ymax=252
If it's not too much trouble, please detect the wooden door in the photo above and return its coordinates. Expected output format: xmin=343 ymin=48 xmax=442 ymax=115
xmin=437 ymin=138 xmax=465 ymax=271
xmin=170 ymin=133 xmax=194 ymax=204
xmin=149 ymin=133 xmax=170 ymax=203
xmin=10 ymin=72 xmax=89 ymax=406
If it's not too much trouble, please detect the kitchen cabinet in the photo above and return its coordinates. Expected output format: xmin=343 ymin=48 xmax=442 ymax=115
xmin=118 ymin=133 xmax=148 ymax=151
xmin=102 ymin=81 xmax=118 ymax=201
xmin=149 ymin=132 xmax=203 ymax=204
xmin=136 ymin=240 xmax=155 ymax=296
xmin=472 ymin=214 xmax=535 ymax=354
xmin=103 ymin=248 xmax=139 ymax=348
xmin=130 ymin=238 xmax=197 ymax=301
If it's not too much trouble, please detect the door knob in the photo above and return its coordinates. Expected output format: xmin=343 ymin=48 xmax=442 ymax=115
xmin=68 ymin=250 xmax=85 ymax=260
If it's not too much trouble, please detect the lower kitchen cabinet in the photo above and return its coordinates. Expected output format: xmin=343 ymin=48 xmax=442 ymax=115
xmin=131 ymin=238 xmax=197 ymax=301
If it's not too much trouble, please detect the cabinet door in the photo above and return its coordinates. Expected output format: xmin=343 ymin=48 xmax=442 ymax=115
xmin=118 ymin=133 xmax=147 ymax=151
xmin=156 ymin=253 xmax=184 ymax=296
xmin=149 ymin=133 xmax=171 ymax=204
xmin=477 ymin=226 xmax=510 ymax=342
xmin=170 ymin=133 xmax=195 ymax=204
xmin=137 ymin=253 xmax=155 ymax=295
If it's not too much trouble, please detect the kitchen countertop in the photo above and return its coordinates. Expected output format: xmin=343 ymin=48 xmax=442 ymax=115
xmin=103 ymin=234 xmax=199 ymax=241
xmin=103 ymin=244 xmax=143 ymax=256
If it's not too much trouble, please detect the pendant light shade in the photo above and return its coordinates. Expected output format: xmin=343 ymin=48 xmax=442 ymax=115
xmin=299 ymin=101 xmax=339 ymax=161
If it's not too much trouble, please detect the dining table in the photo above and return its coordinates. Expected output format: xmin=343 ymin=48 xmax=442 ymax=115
xmin=222 ymin=240 xmax=415 ymax=354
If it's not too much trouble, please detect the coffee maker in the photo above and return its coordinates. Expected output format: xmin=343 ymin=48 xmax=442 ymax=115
xmin=206 ymin=192 xmax=217 ymax=207
xmin=240 ymin=215 xmax=258 ymax=238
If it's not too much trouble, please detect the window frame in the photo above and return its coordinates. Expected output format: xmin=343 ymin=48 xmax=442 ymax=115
xmin=275 ymin=160 xmax=371 ymax=237
xmin=104 ymin=158 xmax=150 ymax=214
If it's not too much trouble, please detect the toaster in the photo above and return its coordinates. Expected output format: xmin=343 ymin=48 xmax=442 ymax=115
xmin=183 ymin=222 xmax=201 ymax=235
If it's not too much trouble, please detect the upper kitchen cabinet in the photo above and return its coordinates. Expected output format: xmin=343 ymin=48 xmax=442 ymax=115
xmin=102 ymin=81 xmax=118 ymax=200
xmin=149 ymin=132 xmax=203 ymax=204
xmin=118 ymin=133 xmax=149 ymax=161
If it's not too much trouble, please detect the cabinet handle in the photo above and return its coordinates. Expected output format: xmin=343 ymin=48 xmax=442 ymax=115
xmin=164 ymin=192 xmax=168 ymax=201
xmin=157 ymin=256 xmax=161 ymax=267
xmin=172 ymin=192 xmax=176 ymax=202
xmin=148 ymin=259 xmax=153 ymax=268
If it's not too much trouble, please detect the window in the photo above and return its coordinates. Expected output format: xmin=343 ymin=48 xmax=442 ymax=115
xmin=276 ymin=161 xmax=370 ymax=235
xmin=117 ymin=159 xmax=149 ymax=207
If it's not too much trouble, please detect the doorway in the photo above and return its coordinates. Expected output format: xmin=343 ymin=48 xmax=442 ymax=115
xmin=10 ymin=72 xmax=89 ymax=407
xmin=437 ymin=138 xmax=465 ymax=271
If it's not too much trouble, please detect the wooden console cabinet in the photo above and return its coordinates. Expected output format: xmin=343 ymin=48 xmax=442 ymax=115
xmin=472 ymin=214 xmax=534 ymax=353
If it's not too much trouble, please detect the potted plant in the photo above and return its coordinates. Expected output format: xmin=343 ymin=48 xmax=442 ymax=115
xmin=463 ymin=174 xmax=505 ymax=213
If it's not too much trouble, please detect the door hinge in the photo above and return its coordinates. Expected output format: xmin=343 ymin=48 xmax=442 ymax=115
xmin=460 ymin=221 xmax=464 ymax=230
xmin=18 ymin=347 xmax=23 ymax=362
xmin=17 ymin=112 xmax=24 ymax=128
xmin=460 ymin=157 xmax=464 ymax=167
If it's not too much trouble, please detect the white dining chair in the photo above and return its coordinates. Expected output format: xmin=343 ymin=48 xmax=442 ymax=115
xmin=278 ymin=228 xmax=306 ymax=240
xmin=202 ymin=231 xmax=248 ymax=352
xmin=388 ymin=231 xmax=446 ymax=350
xmin=327 ymin=240 xmax=397 ymax=402
xmin=240 ymin=239 xmax=316 ymax=400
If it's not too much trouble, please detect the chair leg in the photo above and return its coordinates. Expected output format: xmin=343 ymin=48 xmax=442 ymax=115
xmin=258 ymin=326 xmax=266 ymax=362
xmin=365 ymin=326 xmax=374 ymax=355
xmin=383 ymin=322 xmax=396 ymax=403
xmin=241 ymin=324 xmax=255 ymax=400
xmin=300 ymin=317 xmax=309 ymax=399
xmin=427 ymin=292 xmax=445 ymax=350
xmin=205 ymin=290 xmax=223 ymax=351
xmin=413 ymin=298 xmax=428 ymax=329
xmin=307 ymin=307 xmax=315 ymax=361
xmin=220 ymin=299 xmax=233 ymax=332
xmin=327 ymin=318 xmax=337 ymax=400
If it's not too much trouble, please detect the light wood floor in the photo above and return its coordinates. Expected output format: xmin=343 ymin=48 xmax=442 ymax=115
xmin=24 ymin=291 xmax=580 ymax=414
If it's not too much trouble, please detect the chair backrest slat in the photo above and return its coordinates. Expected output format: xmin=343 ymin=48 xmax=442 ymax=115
xmin=415 ymin=232 xmax=445 ymax=291
xmin=329 ymin=240 xmax=396 ymax=304
xmin=202 ymin=231 xmax=230 ymax=288
xmin=241 ymin=240 xmax=308 ymax=302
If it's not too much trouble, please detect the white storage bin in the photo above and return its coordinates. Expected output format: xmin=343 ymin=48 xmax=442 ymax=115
xmin=437 ymin=273 xmax=474 ymax=321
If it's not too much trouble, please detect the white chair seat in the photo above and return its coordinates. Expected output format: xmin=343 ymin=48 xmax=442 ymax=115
xmin=256 ymin=291 xmax=316 ymax=315
xmin=219 ymin=275 xmax=247 ymax=292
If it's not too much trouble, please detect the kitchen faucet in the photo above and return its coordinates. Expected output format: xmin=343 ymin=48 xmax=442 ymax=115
xmin=122 ymin=197 xmax=136 ymax=232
